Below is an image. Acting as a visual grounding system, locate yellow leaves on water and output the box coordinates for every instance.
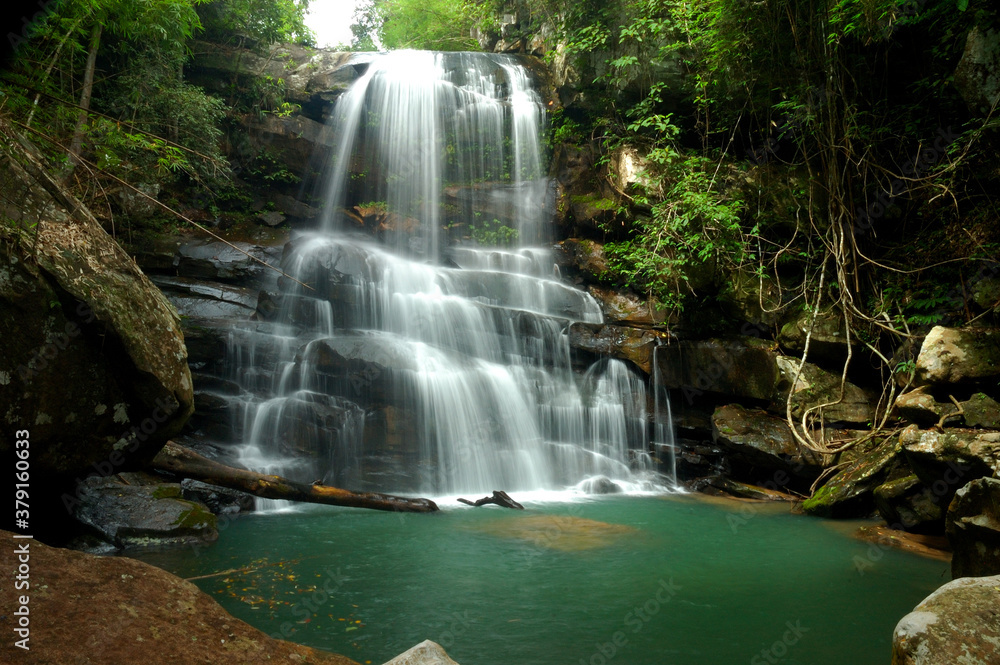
[474,515,637,551]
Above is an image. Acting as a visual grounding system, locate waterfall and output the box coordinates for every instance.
[224,51,669,498]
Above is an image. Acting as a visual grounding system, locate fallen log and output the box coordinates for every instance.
[152,440,438,513]
[457,490,524,509]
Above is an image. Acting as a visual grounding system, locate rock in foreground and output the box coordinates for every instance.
[892,574,1000,665]
[381,640,460,665]
[0,531,358,665]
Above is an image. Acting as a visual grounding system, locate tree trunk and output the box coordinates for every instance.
[151,441,439,513]
[65,22,102,179]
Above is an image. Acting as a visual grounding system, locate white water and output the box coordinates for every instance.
[223,51,673,500]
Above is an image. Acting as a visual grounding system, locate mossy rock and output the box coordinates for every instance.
[802,435,902,518]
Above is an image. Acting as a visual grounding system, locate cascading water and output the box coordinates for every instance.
[224,50,671,498]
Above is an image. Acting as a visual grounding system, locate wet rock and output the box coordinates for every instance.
[176,238,280,286]
[914,326,1000,387]
[179,317,230,374]
[773,356,874,424]
[900,425,1000,499]
[707,477,798,501]
[711,404,833,478]
[802,436,901,517]
[273,193,320,222]
[0,529,359,664]
[587,285,667,325]
[777,308,854,365]
[382,640,460,665]
[946,477,1000,578]
[257,210,286,227]
[853,525,950,561]
[874,475,945,533]
[579,475,623,494]
[70,476,217,551]
[963,392,1000,428]
[152,275,257,319]
[554,238,611,283]
[0,141,192,486]
[181,479,255,516]
[656,337,780,402]
[893,387,952,427]
[568,323,670,375]
[892,574,1000,665]
[301,334,420,406]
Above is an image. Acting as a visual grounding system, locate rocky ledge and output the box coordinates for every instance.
[0,530,358,665]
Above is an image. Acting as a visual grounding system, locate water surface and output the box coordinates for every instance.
[136,495,947,665]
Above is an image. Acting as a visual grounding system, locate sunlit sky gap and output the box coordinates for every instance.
[304,0,361,48]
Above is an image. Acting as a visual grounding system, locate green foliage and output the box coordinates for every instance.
[350,0,483,50]
[198,0,313,48]
[470,218,519,247]
[604,153,747,311]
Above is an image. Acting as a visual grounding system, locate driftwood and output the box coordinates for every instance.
[457,490,524,510]
[152,440,439,513]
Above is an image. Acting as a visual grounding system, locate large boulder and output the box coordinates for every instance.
[963,393,1000,428]
[892,387,952,427]
[900,425,1000,500]
[914,325,1000,387]
[874,475,945,533]
[801,435,901,517]
[0,138,193,490]
[777,308,854,365]
[946,477,1000,578]
[656,337,780,402]
[892,575,1000,665]
[0,529,358,664]
[711,404,833,479]
[773,356,873,424]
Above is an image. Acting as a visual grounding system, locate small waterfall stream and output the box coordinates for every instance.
[222,51,672,498]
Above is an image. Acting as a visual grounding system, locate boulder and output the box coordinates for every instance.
[946,477,1000,578]
[773,356,873,424]
[892,575,1000,665]
[382,640,459,665]
[953,26,1000,115]
[181,479,255,516]
[900,425,1000,498]
[893,387,952,427]
[568,323,670,375]
[874,475,945,533]
[963,392,1000,428]
[0,529,358,664]
[777,308,854,365]
[802,435,901,517]
[914,326,1000,387]
[69,475,218,550]
[578,475,623,494]
[717,267,789,328]
[656,337,780,402]
[554,238,611,283]
[711,404,833,478]
[0,137,193,489]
